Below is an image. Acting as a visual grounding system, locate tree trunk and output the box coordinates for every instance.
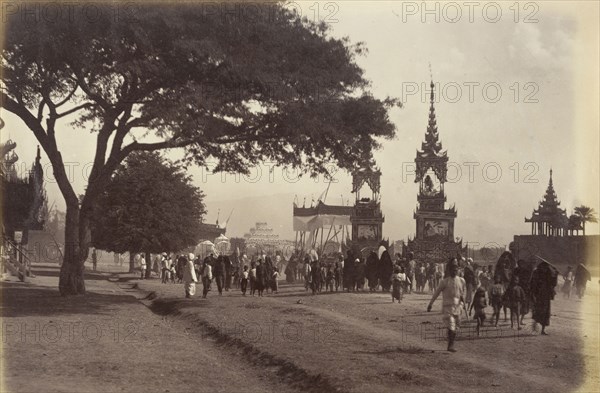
[129,253,135,273]
[58,203,87,295]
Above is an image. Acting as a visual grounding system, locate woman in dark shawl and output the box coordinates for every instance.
[255,259,266,297]
[366,251,379,291]
[264,256,274,293]
[343,250,355,292]
[311,260,321,295]
[379,250,394,292]
[530,261,558,335]
[354,258,366,291]
[285,256,296,284]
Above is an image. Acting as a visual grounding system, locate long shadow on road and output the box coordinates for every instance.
[1,280,139,318]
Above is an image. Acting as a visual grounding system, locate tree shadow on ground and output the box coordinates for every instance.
[30,264,120,281]
[0,281,139,318]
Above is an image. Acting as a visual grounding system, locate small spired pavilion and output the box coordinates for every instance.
[350,166,385,256]
[525,169,570,236]
[405,80,464,263]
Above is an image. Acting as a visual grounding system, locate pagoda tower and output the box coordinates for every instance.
[406,80,464,263]
[525,170,569,236]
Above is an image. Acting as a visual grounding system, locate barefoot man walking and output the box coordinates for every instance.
[427,259,466,352]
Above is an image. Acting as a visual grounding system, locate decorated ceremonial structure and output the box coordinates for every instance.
[405,81,465,263]
[350,167,385,255]
[293,166,385,257]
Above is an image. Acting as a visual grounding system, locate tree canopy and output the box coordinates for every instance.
[2,4,397,181]
[1,3,398,294]
[90,151,206,255]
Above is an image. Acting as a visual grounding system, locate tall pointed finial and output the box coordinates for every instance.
[428,63,435,103]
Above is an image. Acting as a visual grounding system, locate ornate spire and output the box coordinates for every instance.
[543,169,558,206]
[417,79,445,158]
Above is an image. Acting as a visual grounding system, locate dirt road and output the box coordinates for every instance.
[135,277,599,393]
[1,266,298,393]
[2,266,598,393]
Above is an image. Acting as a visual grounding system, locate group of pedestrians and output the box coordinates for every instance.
[561,263,592,299]
[176,252,281,299]
[426,251,565,352]
[137,253,181,282]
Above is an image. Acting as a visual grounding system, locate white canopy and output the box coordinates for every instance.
[195,240,217,259]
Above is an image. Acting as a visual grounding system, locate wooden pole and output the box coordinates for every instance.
[323,218,338,254]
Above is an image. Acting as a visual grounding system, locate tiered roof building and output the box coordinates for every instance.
[525,170,570,236]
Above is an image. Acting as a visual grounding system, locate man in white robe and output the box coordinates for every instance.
[183,253,198,298]
[427,259,466,352]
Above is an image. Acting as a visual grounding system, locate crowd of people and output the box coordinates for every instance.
[136,252,283,298]
[134,247,592,353]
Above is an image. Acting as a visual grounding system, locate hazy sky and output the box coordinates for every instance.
[2,1,599,246]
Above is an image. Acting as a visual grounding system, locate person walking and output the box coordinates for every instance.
[303,257,312,291]
[489,276,505,327]
[161,253,169,284]
[224,255,232,292]
[249,261,257,296]
[255,259,266,297]
[469,284,487,336]
[508,276,526,330]
[574,263,591,299]
[562,266,574,299]
[272,267,280,294]
[182,254,198,298]
[464,258,476,306]
[240,265,249,296]
[92,248,98,272]
[140,254,147,279]
[407,253,416,294]
[201,257,213,298]
[214,255,226,295]
[530,260,557,335]
[427,259,466,352]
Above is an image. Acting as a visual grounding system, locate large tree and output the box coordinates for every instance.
[1,4,398,295]
[91,151,206,272]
